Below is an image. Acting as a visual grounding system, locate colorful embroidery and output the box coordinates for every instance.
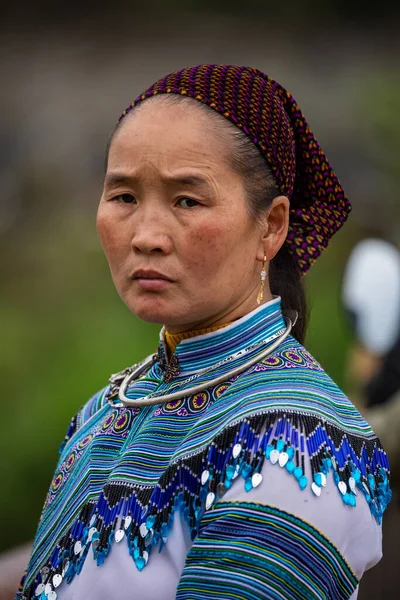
[176,502,359,599]
[164,398,184,412]
[77,433,93,450]
[189,392,210,412]
[101,411,116,431]
[213,383,231,398]
[112,410,131,432]
[51,473,63,494]
[64,452,76,472]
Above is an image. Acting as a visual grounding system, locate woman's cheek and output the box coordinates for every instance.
[96,208,126,263]
[186,223,227,275]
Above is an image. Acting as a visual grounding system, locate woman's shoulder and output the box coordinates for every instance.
[58,385,110,455]
[245,337,345,395]
[214,337,372,434]
[194,340,391,524]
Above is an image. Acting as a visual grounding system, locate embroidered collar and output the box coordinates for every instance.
[164,321,231,355]
[157,297,286,377]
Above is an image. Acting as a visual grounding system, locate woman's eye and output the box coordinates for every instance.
[113,193,136,203]
[177,197,200,209]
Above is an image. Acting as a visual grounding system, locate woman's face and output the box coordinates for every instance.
[97,99,270,332]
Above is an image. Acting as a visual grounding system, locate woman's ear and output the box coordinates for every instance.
[258,196,290,261]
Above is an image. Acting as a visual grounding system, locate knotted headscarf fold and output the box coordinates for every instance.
[118,65,351,274]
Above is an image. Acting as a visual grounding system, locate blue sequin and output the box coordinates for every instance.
[286,460,295,474]
[146,515,156,529]
[293,466,303,480]
[135,557,145,571]
[245,478,253,492]
[298,475,308,490]
[314,473,323,487]
[276,439,285,452]
[225,464,236,480]
[241,464,252,479]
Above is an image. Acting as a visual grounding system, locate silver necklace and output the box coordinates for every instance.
[107,313,296,408]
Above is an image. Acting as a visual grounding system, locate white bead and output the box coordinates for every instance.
[35,584,45,596]
[311,482,321,497]
[45,583,53,595]
[348,476,357,495]
[201,469,210,486]
[73,541,82,555]
[115,529,125,543]
[270,449,279,464]
[252,473,263,488]
[232,443,242,459]
[279,451,289,467]
[206,492,215,510]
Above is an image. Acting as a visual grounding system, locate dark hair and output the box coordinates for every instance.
[105,96,308,343]
[223,121,308,344]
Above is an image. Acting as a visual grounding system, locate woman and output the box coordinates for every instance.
[16,65,391,600]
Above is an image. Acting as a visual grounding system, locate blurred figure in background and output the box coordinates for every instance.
[343,238,400,483]
[342,238,400,599]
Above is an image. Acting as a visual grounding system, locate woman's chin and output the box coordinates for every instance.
[128,296,183,325]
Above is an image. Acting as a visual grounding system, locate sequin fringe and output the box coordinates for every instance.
[21,411,391,599]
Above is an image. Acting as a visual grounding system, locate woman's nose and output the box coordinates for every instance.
[130,214,173,255]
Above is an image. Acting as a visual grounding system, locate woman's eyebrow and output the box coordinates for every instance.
[165,174,210,188]
[104,171,211,189]
[104,173,136,187]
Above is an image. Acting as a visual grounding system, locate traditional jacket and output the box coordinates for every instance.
[17,299,391,600]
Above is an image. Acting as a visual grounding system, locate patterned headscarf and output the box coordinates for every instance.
[118,65,351,274]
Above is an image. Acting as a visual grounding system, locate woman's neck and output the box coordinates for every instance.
[164,288,273,335]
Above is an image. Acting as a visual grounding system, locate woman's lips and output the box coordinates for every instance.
[131,269,174,291]
[135,277,172,291]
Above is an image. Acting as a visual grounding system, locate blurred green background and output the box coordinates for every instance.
[1,0,399,571]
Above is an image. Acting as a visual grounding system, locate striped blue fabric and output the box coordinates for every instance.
[16,299,390,600]
[176,501,359,599]
[168,298,286,373]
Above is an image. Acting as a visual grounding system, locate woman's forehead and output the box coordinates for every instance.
[108,100,230,171]
[116,97,220,141]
